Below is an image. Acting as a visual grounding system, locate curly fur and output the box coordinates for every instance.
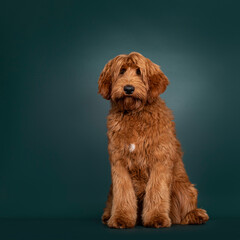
[98,52,209,228]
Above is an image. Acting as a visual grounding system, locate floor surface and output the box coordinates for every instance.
[0,216,239,240]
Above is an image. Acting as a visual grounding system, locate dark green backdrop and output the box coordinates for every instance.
[1,0,240,239]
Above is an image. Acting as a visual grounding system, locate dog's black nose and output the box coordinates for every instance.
[124,85,135,95]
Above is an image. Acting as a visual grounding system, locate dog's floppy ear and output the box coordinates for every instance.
[98,60,113,100]
[146,58,169,103]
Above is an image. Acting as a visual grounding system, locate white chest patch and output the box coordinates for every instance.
[129,144,135,152]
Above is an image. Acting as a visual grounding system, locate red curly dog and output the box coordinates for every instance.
[98,52,209,228]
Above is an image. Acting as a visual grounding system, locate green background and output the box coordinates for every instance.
[1,0,240,239]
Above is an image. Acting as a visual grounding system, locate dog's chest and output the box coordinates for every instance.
[107,112,160,189]
[107,113,157,166]
[108,116,146,149]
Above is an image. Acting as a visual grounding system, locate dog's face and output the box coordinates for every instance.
[98,52,169,111]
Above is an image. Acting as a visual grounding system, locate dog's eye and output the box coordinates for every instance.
[136,68,141,75]
[119,68,126,75]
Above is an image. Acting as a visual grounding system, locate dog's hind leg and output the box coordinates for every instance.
[169,161,209,225]
[101,184,113,224]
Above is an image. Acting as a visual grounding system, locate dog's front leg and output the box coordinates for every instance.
[142,161,172,228]
[107,161,137,228]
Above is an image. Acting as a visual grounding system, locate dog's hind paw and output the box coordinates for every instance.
[181,208,209,225]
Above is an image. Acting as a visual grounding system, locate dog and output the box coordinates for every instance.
[98,52,209,228]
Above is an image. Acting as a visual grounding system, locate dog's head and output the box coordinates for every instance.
[98,52,169,111]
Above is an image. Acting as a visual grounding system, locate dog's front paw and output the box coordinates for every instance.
[143,213,171,228]
[107,215,136,229]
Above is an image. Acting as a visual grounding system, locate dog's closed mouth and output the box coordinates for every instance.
[115,96,143,111]
[116,96,140,102]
